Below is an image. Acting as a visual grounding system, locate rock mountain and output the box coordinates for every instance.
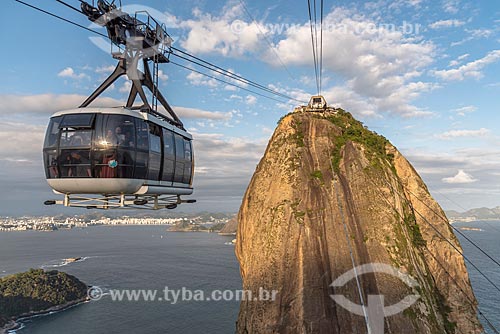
[235,109,482,333]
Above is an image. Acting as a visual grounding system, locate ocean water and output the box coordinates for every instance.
[0,222,499,333]
[453,221,500,334]
[0,226,241,334]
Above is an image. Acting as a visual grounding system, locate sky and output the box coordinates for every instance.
[0,0,499,216]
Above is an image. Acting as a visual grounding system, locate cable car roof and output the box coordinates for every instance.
[51,107,192,139]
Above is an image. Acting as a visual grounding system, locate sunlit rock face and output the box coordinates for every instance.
[235,110,482,334]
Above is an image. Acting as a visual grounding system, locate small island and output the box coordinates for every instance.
[0,269,88,333]
[65,257,82,263]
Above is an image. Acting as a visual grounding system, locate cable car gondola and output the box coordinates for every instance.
[43,108,194,209]
[43,0,195,209]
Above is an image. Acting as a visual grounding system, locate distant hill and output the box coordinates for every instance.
[168,220,228,232]
[168,220,207,232]
[219,216,237,235]
[0,269,88,329]
[446,206,500,220]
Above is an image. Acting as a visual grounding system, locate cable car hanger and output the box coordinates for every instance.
[80,0,184,129]
[41,0,196,210]
[79,0,183,129]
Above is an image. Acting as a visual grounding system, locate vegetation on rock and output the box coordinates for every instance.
[322,109,393,172]
[0,269,87,325]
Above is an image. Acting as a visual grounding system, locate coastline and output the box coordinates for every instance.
[1,321,18,334]
[0,224,228,232]
[1,297,89,334]
[449,218,500,224]
[168,229,215,233]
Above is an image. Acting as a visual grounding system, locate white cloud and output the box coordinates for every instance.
[265,8,436,116]
[468,29,494,39]
[216,67,249,88]
[186,71,218,87]
[299,75,316,86]
[442,170,478,184]
[399,148,500,209]
[432,50,500,81]
[185,131,267,210]
[453,105,477,116]
[179,5,263,57]
[451,29,494,47]
[266,84,309,109]
[261,127,273,135]
[224,85,238,91]
[0,94,121,115]
[408,0,423,6]
[437,128,490,139]
[177,5,439,117]
[57,67,88,80]
[429,19,465,29]
[95,65,116,74]
[0,121,46,161]
[443,0,460,14]
[324,86,379,117]
[245,95,257,105]
[95,65,169,82]
[119,81,132,93]
[387,0,423,9]
[191,132,266,178]
[172,106,232,120]
[448,53,469,67]
[0,94,235,123]
[57,67,74,77]
[360,147,500,203]
[158,70,169,82]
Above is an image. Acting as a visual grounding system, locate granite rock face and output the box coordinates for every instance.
[235,110,482,334]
